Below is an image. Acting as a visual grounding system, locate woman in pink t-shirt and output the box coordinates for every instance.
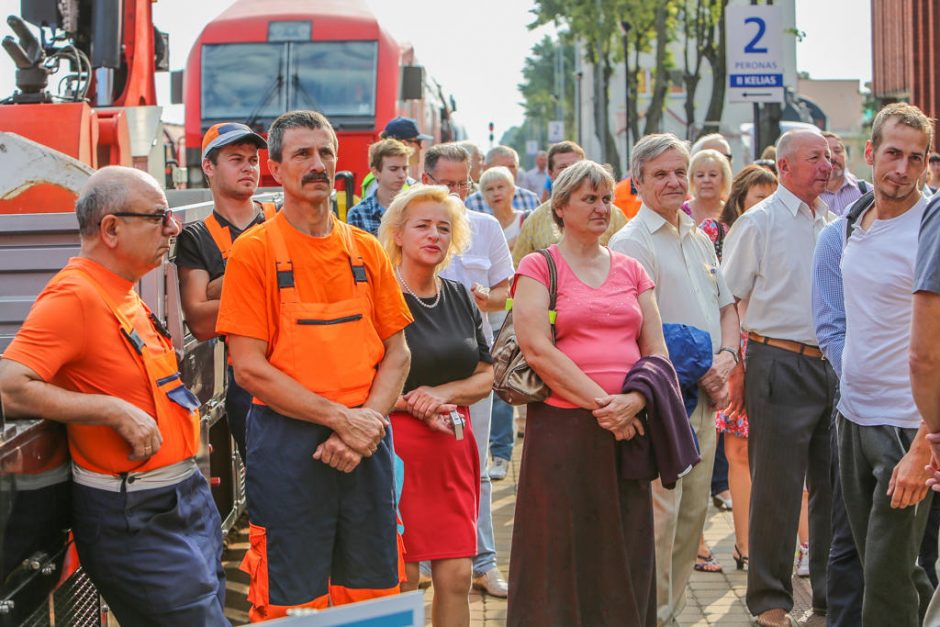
[507,160,668,627]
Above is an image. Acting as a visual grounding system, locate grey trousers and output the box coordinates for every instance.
[744,342,836,615]
[837,415,934,626]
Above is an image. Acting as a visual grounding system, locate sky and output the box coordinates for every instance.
[0,0,872,147]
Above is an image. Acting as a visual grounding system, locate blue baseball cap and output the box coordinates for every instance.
[383,117,432,142]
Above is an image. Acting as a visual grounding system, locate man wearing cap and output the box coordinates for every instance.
[359,117,431,198]
[175,122,274,465]
[218,110,413,620]
[0,166,227,625]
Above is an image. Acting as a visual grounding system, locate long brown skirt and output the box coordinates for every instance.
[507,403,656,627]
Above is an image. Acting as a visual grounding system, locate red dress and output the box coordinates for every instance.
[391,406,480,561]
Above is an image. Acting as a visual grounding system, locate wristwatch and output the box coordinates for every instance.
[717,347,740,364]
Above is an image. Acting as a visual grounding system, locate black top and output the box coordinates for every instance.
[403,278,493,393]
[174,206,268,280]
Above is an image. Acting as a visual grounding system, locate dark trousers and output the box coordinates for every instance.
[71,472,228,626]
[838,415,934,626]
[712,432,730,496]
[745,342,836,615]
[919,495,940,588]
[827,405,864,627]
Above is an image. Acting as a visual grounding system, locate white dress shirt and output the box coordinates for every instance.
[609,205,734,351]
[440,209,515,344]
[723,184,837,345]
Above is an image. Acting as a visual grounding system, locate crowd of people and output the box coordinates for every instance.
[1,101,939,627]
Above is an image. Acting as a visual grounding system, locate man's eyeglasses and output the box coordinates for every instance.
[425,172,472,192]
[106,209,175,227]
[722,153,734,164]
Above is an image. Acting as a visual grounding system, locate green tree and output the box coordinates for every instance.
[530,0,678,176]
[678,0,728,139]
[516,35,576,155]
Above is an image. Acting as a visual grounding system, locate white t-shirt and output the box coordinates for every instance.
[440,209,515,344]
[838,197,927,429]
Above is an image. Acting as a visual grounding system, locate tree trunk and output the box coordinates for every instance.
[592,58,608,165]
[644,1,672,135]
[602,58,622,178]
[702,0,728,135]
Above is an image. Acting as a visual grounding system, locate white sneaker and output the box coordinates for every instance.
[473,567,509,597]
[796,543,810,577]
[490,457,509,481]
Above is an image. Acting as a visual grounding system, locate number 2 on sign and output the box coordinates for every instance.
[744,17,768,53]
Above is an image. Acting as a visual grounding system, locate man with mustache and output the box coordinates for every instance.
[175,122,273,465]
[0,167,228,625]
[216,110,413,620]
[723,129,838,627]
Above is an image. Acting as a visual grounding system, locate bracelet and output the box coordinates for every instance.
[717,347,740,364]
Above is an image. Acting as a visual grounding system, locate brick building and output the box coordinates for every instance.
[872,0,939,136]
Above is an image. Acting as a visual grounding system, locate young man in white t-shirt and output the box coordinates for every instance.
[835,103,934,626]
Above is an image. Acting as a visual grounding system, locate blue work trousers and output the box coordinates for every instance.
[71,472,228,626]
[489,395,515,462]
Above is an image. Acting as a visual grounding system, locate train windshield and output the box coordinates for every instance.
[201,41,378,126]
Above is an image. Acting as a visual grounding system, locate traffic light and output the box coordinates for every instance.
[488,121,494,143]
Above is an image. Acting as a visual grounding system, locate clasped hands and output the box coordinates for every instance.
[313,406,388,474]
[593,392,646,441]
[399,386,458,436]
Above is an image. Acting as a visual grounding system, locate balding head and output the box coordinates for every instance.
[774,129,832,205]
[77,167,164,238]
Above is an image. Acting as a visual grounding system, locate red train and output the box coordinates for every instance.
[182,0,462,191]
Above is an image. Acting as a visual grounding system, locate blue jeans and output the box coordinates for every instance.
[470,393,498,576]
[489,395,515,462]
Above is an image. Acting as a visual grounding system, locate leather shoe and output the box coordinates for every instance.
[755,608,796,627]
[472,567,508,598]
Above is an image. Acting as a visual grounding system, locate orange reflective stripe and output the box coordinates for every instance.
[240,523,329,622]
[260,201,277,221]
[329,584,399,606]
[204,213,234,260]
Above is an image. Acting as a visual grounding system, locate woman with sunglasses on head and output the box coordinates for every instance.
[379,185,494,627]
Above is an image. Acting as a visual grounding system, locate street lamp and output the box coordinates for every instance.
[619,19,632,175]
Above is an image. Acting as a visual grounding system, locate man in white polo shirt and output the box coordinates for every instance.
[834,103,934,626]
[722,128,838,627]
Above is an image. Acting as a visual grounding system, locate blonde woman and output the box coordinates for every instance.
[379,185,494,627]
[682,148,733,227]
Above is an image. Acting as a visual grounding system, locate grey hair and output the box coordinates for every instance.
[550,160,615,229]
[424,143,470,174]
[690,132,730,155]
[485,145,519,166]
[267,110,337,162]
[479,166,515,190]
[456,141,482,160]
[76,176,129,237]
[775,128,824,161]
[631,133,690,183]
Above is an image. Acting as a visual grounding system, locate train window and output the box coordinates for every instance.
[289,41,378,118]
[202,43,286,123]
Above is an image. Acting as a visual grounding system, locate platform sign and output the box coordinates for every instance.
[265,591,424,626]
[726,5,785,104]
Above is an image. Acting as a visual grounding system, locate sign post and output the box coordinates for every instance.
[726,4,785,105]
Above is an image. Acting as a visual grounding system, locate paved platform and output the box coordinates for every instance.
[222,432,821,626]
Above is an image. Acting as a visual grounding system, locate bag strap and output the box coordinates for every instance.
[536,248,558,341]
[844,190,875,243]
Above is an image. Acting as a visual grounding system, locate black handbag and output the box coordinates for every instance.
[491,249,558,405]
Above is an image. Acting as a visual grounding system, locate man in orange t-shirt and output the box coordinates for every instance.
[0,167,227,625]
[217,110,413,621]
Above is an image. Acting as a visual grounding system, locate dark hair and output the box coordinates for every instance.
[423,143,469,174]
[722,165,777,227]
[267,110,337,162]
[547,141,585,173]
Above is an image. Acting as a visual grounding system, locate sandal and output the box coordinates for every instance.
[694,551,723,573]
[732,545,749,570]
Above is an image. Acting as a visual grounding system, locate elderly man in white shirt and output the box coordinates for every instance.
[610,134,740,627]
[420,143,515,598]
[722,129,839,627]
